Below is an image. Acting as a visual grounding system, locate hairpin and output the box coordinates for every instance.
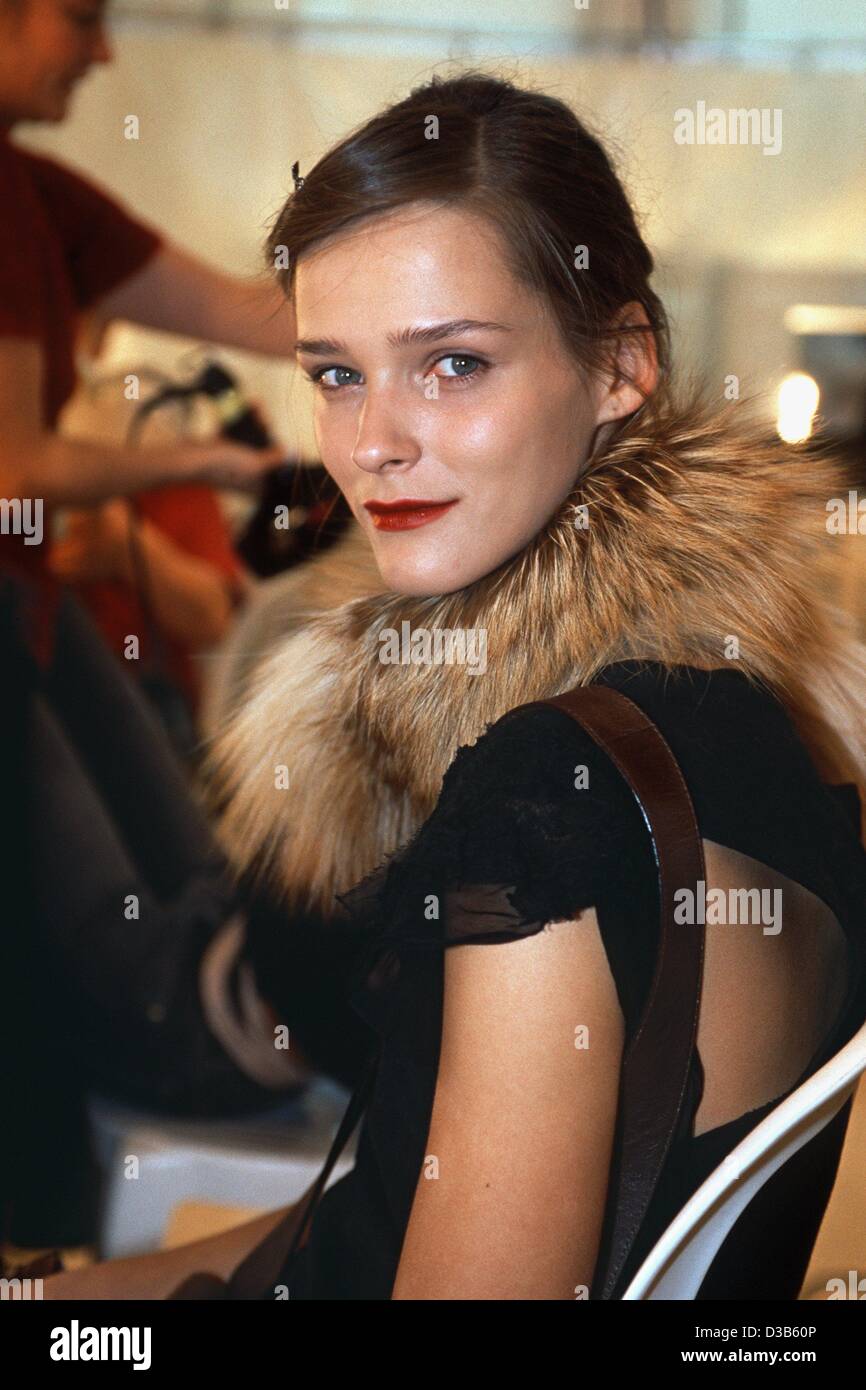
[291,160,305,192]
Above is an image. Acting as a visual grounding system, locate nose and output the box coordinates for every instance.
[350,388,420,475]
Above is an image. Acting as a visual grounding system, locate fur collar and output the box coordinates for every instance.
[211,387,866,914]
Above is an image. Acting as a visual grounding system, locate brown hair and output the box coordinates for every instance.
[265,70,670,428]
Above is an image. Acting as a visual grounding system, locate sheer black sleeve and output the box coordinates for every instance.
[336,703,661,1033]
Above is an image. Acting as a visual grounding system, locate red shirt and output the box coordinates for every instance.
[0,125,164,659]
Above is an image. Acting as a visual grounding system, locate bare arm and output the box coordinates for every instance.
[40,1203,295,1301]
[91,242,296,358]
[0,339,284,506]
[49,499,242,646]
[118,514,239,646]
[391,907,625,1300]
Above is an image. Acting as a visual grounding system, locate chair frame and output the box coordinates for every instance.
[621,1020,866,1299]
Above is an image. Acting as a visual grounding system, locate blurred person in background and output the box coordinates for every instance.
[48,313,251,747]
[0,0,290,670]
[0,0,320,1264]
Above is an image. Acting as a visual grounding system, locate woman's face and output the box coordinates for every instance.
[294,203,626,596]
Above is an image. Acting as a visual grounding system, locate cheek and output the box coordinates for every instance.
[431,391,574,499]
[439,368,580,455]
[313,403,355,490]
[436,401,502,453]
[442,390,586,537]
[423,397,521,484]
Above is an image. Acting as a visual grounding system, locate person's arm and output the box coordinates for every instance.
[90,242,296,359]
[0,338,285,506]
[49,498,239,647]
[40,1202,296,1301]
[391,907,625,1300]
[119,512,238,646]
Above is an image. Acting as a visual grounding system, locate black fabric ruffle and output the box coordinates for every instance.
[335,702,656,1034]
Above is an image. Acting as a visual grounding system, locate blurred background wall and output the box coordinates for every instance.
[12,0,866,457]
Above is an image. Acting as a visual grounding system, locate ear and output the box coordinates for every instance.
[592,300,660,427]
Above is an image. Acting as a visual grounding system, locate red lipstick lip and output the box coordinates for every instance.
[364,498,457,514]
[364,499,458,531]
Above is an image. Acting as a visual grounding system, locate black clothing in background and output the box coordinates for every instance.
[1,579,100,1246]
[2,588,316,1247]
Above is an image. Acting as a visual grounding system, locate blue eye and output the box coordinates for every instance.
[309,365,362,391]
[434,354,483,378]
[305,352,489,392]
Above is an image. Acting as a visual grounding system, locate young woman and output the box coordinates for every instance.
[45,70,866,1301]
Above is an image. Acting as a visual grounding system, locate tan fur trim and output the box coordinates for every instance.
[209,387,866,913]
[199,520,383,739]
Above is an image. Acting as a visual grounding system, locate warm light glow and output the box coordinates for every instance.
[784,304,866,336]
[776,372,820,443]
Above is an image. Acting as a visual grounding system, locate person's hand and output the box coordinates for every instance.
[48,498,134,584]
[178,439,286,491]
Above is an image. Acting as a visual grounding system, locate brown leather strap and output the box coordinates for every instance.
[208,681,704,1302]
[522,684,706,1298]
[224,1042,381,1299]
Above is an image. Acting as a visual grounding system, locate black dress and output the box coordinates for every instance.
[270,660,866,1300]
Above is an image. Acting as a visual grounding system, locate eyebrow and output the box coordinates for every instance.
[294,318,513,357]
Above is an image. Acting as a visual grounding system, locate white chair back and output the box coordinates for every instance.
[622,1018,866,1300]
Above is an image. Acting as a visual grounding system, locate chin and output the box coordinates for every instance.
[366,529,499,597]
[374,569,442,598]
[373,559,482,598]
